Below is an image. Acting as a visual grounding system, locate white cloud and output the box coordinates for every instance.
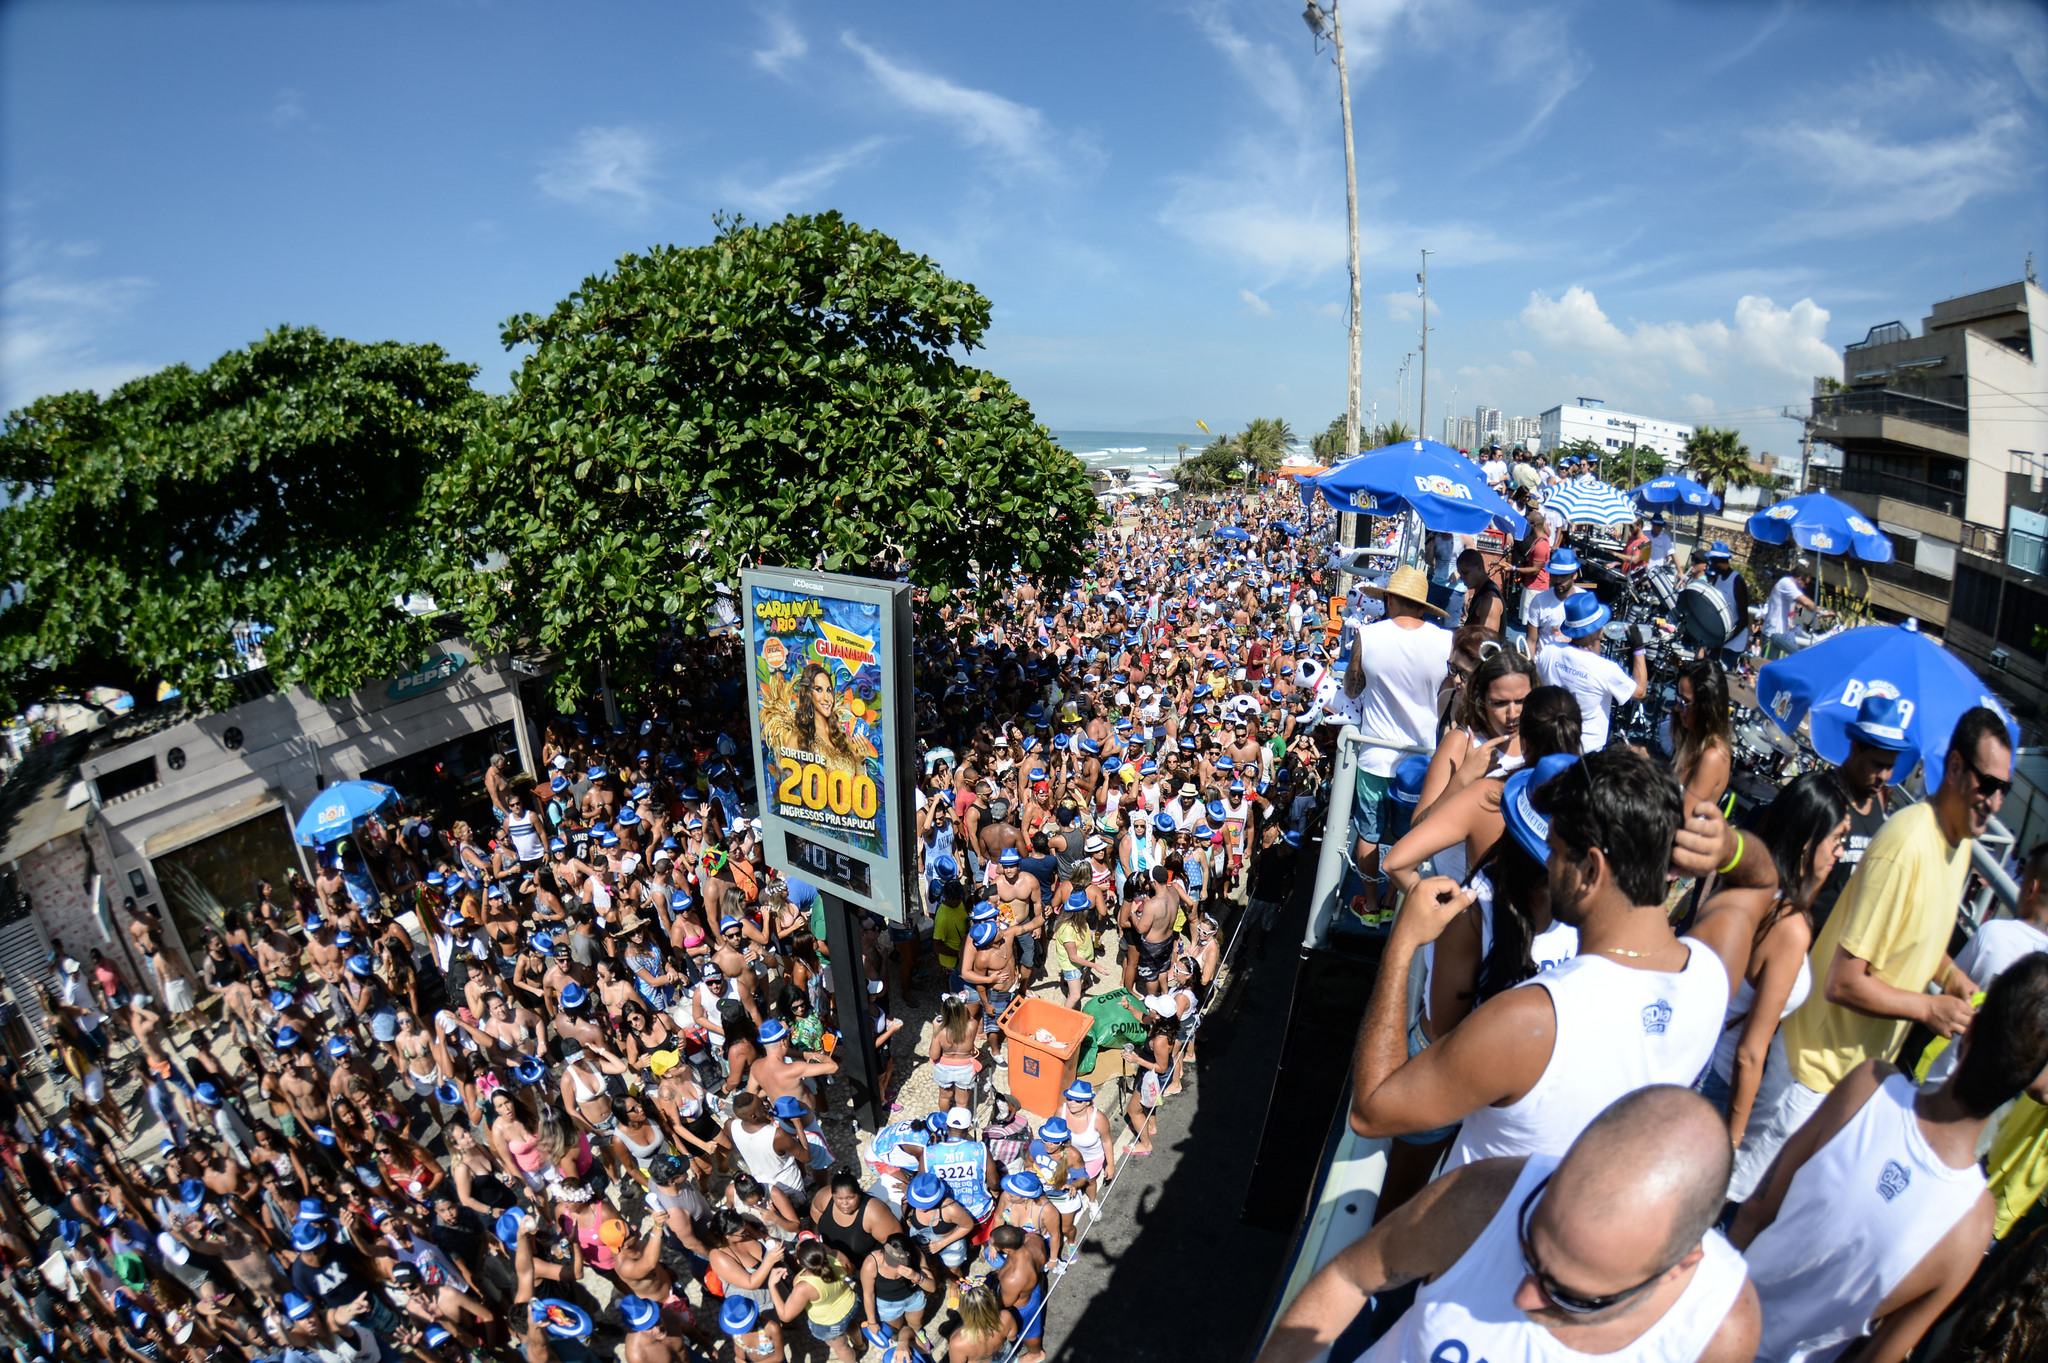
[1509,349,1535,367]
[718,138,887,217]
[1189,2,1309,128]
[1681,393,1717,418]
[1383,290,1441,323]
[1239,289,1273,315]
[535,126,658,213]
[753,9,807,76]
[1469,9,1588,166]
[0,241,156,412]
[1935,0,2048,100]
[1520,285,1838,384]
[841,32,1061,178]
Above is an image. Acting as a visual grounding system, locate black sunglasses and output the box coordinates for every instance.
[1957,750,2012,800]
[1517,1174,1669,1315]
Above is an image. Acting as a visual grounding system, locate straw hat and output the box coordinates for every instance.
[1359,565,1445,618]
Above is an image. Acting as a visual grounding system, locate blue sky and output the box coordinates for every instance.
[3,0,2042,461]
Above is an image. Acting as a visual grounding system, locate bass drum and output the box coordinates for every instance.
[1677,579,1735,650]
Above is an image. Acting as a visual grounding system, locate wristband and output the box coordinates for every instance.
[1632,649,1646,658]
[1717,831,1744,877]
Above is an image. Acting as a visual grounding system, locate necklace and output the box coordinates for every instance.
[1600,946,1647,959]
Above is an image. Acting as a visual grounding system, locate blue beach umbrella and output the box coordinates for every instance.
[1309,439,1526,536]
[1631,474,1721,512]
[1747,492,1893,563]
[1757,620,2018,782]
[1212,525,1253,543]
[294,781,400,847]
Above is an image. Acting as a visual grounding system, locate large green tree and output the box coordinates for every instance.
[1601,443,1667,489]
[0,327,483,711]
[431,212,1101,706]
[1309,415,1348,462]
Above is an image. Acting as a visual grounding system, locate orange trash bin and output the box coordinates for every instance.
[998,997,1093,1120]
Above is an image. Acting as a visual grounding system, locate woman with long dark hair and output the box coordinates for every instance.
[1414,646,1537,836]
[1383,685,1582,894]
[1671,656,1734,810]
[1700,772,1848,1191]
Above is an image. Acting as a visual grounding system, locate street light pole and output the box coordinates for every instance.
[1418,248,1431,448]
[1305,2,1362,458]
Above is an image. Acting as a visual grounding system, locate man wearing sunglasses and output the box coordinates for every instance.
[1735,705,2013,1200]
[1260,1086,1758,1363]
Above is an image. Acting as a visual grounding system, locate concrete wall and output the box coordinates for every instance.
[1962,286,2048,529]
[80,643,537,965]
[17,831,99,969]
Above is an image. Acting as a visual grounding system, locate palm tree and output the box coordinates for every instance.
[1237,417,1295,473]
[1681,425,1755,498]
[1373,421,1415,447]
[1310,416,1347,462]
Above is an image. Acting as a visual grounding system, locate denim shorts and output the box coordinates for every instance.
[877,1290,927,1323]
[809,1312,854,1343]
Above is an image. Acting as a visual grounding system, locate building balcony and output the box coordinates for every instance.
[1810,465,1964,532]
[1811,389,1969,462]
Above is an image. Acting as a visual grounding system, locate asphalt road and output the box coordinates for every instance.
[1037,895,1310,1362]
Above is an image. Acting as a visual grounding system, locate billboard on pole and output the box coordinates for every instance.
[740,568,914,921]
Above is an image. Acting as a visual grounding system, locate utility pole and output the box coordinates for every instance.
[1417,249,1431,447]
[1780,404,1815,494]
[1304,2,1362,457]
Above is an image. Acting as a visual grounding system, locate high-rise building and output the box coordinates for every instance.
[1443,416,1477,450]
[1809,277,2048,708]
[1510,415,1542,445]
[1476,406,1502,442]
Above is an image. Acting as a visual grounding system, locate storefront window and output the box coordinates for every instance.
[361,719,517,833]
[152,809,300,956]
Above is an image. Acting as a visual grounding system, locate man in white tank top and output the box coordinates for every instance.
[1260,1087,1758,1363]
[1732,953,2048,1363]
[1350,747,1772,1169]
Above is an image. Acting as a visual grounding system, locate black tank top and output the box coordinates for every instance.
[819,1195,883,1265]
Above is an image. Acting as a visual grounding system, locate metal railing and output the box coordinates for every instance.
[1808,463,1965,518]
[1812,387,1970,435]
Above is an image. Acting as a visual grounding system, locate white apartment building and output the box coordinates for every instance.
[1538,400,1694,462]
[1475,406,1502,442]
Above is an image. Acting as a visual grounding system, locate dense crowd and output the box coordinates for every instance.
[1,486,1337,1363]
[6,455,2046,1363]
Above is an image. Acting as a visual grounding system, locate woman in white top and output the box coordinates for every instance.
[1410,649,1535,882]
[1384,685,1581,896]
[1698,774,1849,1164]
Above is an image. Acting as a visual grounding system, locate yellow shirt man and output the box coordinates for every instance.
[1783,801,1970,1092]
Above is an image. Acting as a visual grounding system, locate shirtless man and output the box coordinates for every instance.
[128,995,189,1146]
[987,851,1040,978]
[613,1230,705,1347]
[1121,879,1179,997]
[254,910,304,988]
[977,1225,1050,1363]
[621,1294,696,1363]
[961,918,1023,1060]
[549,981,607,1051]
[977,798,1021,868]
[747,1019,838,1109]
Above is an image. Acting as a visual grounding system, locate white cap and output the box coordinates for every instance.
[1145,995,1179,1018]
[945,1107,975,1130]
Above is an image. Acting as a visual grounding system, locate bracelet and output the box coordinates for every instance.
[1717,832,1745,876]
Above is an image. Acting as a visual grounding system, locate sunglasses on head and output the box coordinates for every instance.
[1517,1174,1670,1315]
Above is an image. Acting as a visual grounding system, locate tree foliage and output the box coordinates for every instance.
[1174,438,1251,492]
[1373,421,1415,447]
[1682,425,1756,496]
[1600,443,1667,489]
[0,327,482,711]
[430,212,1101,706]
[1310,415,1348,462]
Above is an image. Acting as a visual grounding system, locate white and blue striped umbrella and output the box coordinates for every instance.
[1542,477,1635,528]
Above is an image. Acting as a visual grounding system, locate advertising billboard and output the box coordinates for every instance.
[740,568,914,921]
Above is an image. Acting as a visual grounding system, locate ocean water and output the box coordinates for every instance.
[1049,429,1210,473]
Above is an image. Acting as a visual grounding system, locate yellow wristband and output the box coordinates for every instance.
[1717,831,1745,877]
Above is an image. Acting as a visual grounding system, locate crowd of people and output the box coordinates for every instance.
[0,484,1348,1363]
[4,452,2044,1363]
[1258,446,2048,1362]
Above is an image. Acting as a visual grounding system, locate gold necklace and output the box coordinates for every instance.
[1601,946,1647,959]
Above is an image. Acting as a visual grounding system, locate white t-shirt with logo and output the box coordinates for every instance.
[1535,643,1637,752]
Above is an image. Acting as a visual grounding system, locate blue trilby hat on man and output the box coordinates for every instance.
[1547,547,1580,576]
[1559,591,1612,639]
[1845,693,1913,752]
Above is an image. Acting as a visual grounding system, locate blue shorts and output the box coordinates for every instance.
[877,1290,927,1323]
[809,1313,854,1343]
[983,990,1014,1030]
[1061,968,1082,983]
